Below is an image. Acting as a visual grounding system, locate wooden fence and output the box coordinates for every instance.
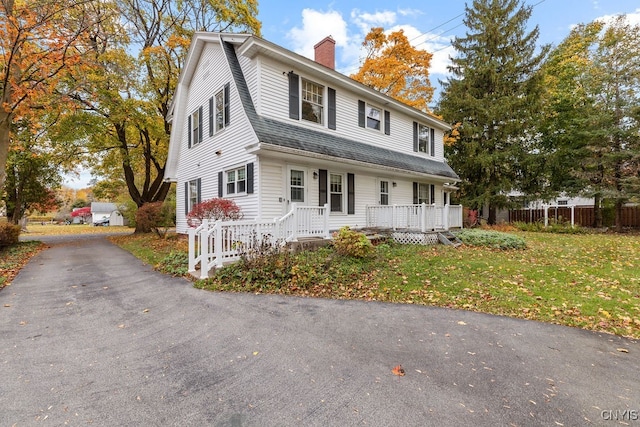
[508,206,640,228]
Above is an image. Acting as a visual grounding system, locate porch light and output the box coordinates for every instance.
[392,182,397,187]
[313,171,318,179]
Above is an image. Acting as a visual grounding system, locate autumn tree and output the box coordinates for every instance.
[437,0,549,224]
[53,0,260,232]
[351,27,434,111]
[0,0,96,190]
[3,121,61,224]
[539,16,640,229]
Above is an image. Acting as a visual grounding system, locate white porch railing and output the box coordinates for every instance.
[365,204,463,231]
[188,203,330,279]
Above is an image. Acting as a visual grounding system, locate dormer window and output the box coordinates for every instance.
[301,78,324,125]
[366,104,381,130]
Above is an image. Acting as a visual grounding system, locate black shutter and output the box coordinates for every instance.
[430,184,435,204]
[288,72,299,120]
[184,182,189,215]
[208,97,214,136]
[328,87,336,130]
[224,83,230,126]
[413,122,418,152]
[413,182,418,204]
[347,173,355,215]
[198,106,203,142]
[430,128,435,156]
[384,110,390,135]
[246,162,254,194]
[218,172,223,197]
[358,100,365,128]
[318,169,327,205]
[197,178,202,204]
[188,115,192,148]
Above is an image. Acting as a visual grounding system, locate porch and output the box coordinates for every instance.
[188,203,463,279]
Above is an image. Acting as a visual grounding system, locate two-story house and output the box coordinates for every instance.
[164,32,460,236]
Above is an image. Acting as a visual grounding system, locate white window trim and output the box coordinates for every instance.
[329,172,346,214]
[366,103,382,131]
[188,179,199,212]
[214,86,226,133]
[191,109,201,147]
[378,178,390,205]
[225,165,247,196]
[418,123,429,155]
[301,78,325,126]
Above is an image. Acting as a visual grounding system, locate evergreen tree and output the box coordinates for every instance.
[437,0,549,224]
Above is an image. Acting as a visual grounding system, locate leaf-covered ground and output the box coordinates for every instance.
[0,241,47,289]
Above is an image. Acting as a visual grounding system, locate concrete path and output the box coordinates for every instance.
[1,235,639,426]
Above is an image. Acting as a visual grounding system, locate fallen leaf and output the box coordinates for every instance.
[143,309,149,313]
[253,351,259,356]
[4,304,10,307]
[617,348,629,353]
[392,365,405,376]
[118,324,125,329]
[457,321,467,325]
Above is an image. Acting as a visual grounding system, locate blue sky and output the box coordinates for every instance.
[64,0,639,189]
[259,0,640,100]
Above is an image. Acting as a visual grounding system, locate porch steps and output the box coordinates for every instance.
[437,231,463,247]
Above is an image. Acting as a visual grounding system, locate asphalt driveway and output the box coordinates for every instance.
[1,234,639,426]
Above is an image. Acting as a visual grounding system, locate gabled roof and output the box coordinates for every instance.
[221,40,460,181]
[165,32,460,182]
[91,202,118,213]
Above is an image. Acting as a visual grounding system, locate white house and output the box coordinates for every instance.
[90,202,124,226]
[164,32,461,238]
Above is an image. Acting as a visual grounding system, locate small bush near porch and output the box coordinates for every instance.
[110,231,640,339]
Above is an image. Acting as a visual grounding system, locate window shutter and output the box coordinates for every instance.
[328,87,336,130]
[218,172,223,197]
[413,122,418,152]
[288,72,299,120]
[384,110,390,135]
[413,182,418,204]
[246,162,254,194]
[188,115,192,148]
[347,173,355,215]
[197,178,202,204]
[318,169,327,205]
[184,182,189,215]
[430,184,435,204]
[198,106,203,142]
[358,100,365,128]
[224,83,230,126]
[208,97,214,136]
[430,128,435,156]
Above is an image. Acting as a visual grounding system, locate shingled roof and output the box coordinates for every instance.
[222,41,460,181]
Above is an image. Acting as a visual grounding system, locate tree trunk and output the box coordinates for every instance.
[0,107,11,191]
[615,199,624,232]
[593,194,602,228]
[487,205,497,225]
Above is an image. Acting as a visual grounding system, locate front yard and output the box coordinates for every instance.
[110,230,640,339]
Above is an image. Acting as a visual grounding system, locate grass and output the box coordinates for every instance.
[21,223,131,236]
[3,224,639,339]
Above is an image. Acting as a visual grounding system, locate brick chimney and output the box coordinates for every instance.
[314,36,335,70]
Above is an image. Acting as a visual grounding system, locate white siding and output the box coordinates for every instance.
[175,41,260,233]
[256,56,447,163]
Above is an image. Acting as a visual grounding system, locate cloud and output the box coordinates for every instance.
[286,9,349,59]
[596,8,640,25]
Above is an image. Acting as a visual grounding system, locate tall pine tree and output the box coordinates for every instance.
[437,0,549,223]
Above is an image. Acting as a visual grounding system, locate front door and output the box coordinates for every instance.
[286,167,307,213]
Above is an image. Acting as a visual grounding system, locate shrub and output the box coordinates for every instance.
[331,226,374,258]
[0,223,21,248]
[136,202,175,237]
[156,251,189,276]
[455,229,526,250]
[187,198,243,227]
[512,221,586,234]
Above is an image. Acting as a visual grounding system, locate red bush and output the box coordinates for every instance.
[187,198,243,227]
[0,223,21,247]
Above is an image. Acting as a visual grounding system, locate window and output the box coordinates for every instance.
[301,78,324,124]
[417,183,429,204]
[215,90,225,131]
[226,166,246,195]
[290,169,305,203]
[557,200,568,206]
[418,124,429,153]
[189,107,203,147]
[187,179,200,214]
[366,104,381,130]
[379,180,389,205]
[330,173,343,212]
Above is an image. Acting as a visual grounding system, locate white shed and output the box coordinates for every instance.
[90,202,123,226]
